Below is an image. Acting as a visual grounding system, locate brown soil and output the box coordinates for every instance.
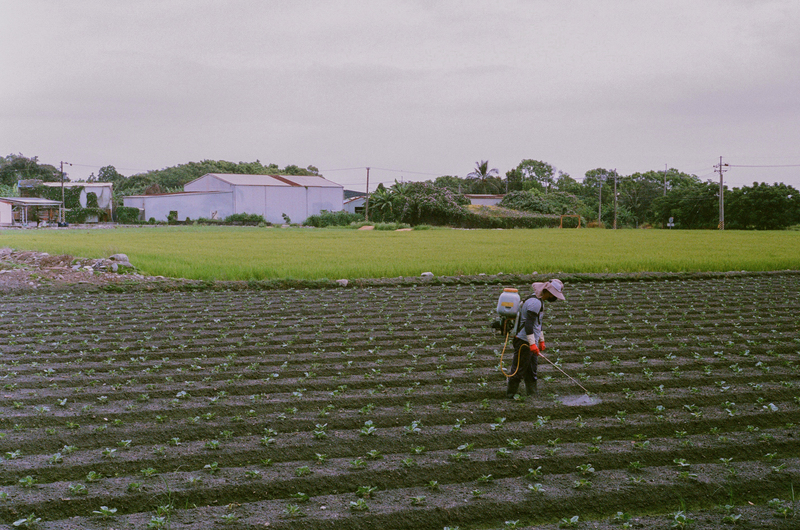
[0,266,798,529]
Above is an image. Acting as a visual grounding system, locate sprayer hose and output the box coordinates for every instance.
[499,331,522,378]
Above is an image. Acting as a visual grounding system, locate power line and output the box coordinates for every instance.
[728,164,800,168]
[318,166,367,172]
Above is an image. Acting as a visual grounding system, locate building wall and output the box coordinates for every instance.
[234,186,302,224]
[306,186,343,218]
[123,193,233,221]
[0,201,12,225]
[79,185,113,209]
[233,185,343,224]
[344,197,365,214]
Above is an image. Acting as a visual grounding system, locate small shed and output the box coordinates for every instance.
[0,197,63,225]
[344,195,366,215]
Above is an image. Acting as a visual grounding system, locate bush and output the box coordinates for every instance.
[86,192,99,208]
[394,182,470,226]
[224,212,267,225]
[500,190,582,215]
[373,222,411,230]
[305,210,364,228]
[115,206,141,224]
[460,205,560,229]
[32,185,83,208]
[65,207,109,224]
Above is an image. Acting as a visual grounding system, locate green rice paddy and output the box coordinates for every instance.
[2,226,798,280]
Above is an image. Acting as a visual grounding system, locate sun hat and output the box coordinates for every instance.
[532,279,565,300]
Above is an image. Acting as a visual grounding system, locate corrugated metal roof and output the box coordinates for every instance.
[124,191,231,198]
[0,197,63,206]
[40,182,113,188]
[200,173,342,188]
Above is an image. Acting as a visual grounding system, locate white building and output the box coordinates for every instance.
[123,173,344,224]
[464,194,505,206]
[343,195,366,215]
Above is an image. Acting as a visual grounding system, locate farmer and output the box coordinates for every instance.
[506,279,565,398]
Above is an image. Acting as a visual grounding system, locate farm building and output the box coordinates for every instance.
[343,195,366,215]
[464,194,505,206]
[123,173,344,224]
[0,197,63,226]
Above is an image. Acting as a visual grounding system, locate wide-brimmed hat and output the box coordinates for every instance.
[532,279,565,301]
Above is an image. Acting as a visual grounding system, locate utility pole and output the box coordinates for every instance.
[714,156,728,230]
[613,169,617,230]
[663,164,668,196]
[60,161,71,224]
[364,167,370,221]
[598,178,602,227]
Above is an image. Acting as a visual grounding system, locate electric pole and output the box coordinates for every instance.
[60,161,71,223]
[598,177,602,227]
[613,169,617,230]
[663,164,668,196]
[714,156,728,230]
[364,167,370,221]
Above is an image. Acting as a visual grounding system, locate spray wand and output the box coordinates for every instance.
[537,352,591,395]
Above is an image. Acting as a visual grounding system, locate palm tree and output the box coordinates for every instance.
[466,160,502,194]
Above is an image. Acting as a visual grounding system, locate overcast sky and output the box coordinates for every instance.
[2,0,799,191]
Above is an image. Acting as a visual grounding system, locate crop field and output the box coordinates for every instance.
[1,274,799,529]
[3,226,800,280]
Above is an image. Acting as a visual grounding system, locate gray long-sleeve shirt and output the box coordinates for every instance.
[515,296,544,343]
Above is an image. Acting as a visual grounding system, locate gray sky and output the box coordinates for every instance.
[2,0,799,191]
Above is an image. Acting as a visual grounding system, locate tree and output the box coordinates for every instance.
[466,160,503,194]
[98,165,126,184]
[726,182,800,230]
[0,153,61,186]
[432,175,468,194]
[515,159,555,192]
[368,183,395,222]
[651,181,720,229]
[553,172,581,194]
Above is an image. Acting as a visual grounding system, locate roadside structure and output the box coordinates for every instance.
[123,173,344,224]
[0,197,63,226]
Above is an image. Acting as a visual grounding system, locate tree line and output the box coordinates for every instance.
[3,153,798,229]
[427,160,800,229]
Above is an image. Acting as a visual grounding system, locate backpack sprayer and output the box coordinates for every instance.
[493,287,591,395]
[493,288,522,377]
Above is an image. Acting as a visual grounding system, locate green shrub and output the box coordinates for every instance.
[374,222,411,230]
[31,185,83,208]
[86,192,99,208]
[65,207,109,224]
[460,206,560,229]
[115,206,141,224]
[500,190,582,215]
[394,182,470,226]
[305,210,364,227]
[224,213,267,225]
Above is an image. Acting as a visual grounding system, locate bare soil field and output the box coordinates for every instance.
[0,273,798,529]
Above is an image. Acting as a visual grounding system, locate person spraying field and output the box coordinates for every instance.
[495,279,565,398]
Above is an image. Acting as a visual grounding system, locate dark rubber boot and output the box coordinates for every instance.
[506,379,520,399]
